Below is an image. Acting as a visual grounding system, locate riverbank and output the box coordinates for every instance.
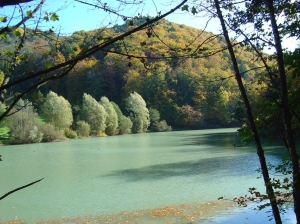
[1,200,295,223]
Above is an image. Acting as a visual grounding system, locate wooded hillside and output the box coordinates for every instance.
[0,18,264,129]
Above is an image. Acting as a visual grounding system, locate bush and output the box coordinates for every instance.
[76,120,90,137]
[64,128,77,139]
[153,120,172,132]
[38,123,66,142]
[118,116,132,134]
[9,125,43,144]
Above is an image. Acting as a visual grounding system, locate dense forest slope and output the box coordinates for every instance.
[1,18,263,129]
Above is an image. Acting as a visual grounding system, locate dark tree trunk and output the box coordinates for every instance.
[213,0,282,223]
[266,0,300,222]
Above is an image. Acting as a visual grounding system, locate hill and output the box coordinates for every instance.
[1,18,263,128]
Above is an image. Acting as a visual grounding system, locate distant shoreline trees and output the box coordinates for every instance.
[1,91,171,145]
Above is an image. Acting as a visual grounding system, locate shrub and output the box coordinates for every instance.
[9,125,43,144]
[76,120,90,137]
[153,120,172,132]
[64,128,77,139]
[38,123,66,142]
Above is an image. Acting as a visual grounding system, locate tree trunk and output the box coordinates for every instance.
[213,0,282,223]
[266,0,300,222]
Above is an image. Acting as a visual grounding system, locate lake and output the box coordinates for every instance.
[0,128,295,223]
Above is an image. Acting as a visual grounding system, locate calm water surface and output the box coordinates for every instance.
[0,128,290,222]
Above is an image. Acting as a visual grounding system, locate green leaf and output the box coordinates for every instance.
[182,5,189,11]
[45,61,52,69]
[0,32,8,39]
[0,17,7,23]
[2,50,14,57]
[43,16,49,21]
[191,6,197,15]
[50,13,59,21]
[13,30,21,37]
[26,10,33,18]
[96,36,103,41]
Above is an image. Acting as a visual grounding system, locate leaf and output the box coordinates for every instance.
[191,6,197,15]
[43,16,49,21]
[2,50,14,57]
[13,30,21,37]
[181,5,189,11]
[1,32,8,39]
[45,61,52,69]
[50,13,59,21]
[26,10,33,18]
[140,41,146,46]
[0,17,7,23]
[97,36,103,41]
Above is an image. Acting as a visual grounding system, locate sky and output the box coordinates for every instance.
[0,0,298,52]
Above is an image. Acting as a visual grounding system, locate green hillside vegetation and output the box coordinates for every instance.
[0,18,267,144]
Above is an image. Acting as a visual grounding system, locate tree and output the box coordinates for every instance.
[41,91,73,130]
[111,102,132,135]
[76,120,90,137]
[189,0,300,222]
[99,96,118,135]
[6,99,44,144]
[80,93,107,135]
[149,107,172,131]
[212,1,282,222]
[0,0,188,123]
[125,92,150,133]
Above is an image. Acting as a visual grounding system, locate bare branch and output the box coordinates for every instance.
[0,178,44,201]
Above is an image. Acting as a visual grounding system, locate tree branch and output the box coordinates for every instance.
[0,178,44,201]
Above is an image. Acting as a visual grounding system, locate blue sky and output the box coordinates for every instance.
[0,0,297,51]
[0,0,221,35]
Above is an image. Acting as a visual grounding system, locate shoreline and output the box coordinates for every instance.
[1,200,295,224]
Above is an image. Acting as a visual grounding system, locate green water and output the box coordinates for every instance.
[0,128,287,222]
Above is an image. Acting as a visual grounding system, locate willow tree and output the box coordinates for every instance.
[125,92,150,133]
[80,93,107,135]
[41,91,73,130]
[99,96,118,136]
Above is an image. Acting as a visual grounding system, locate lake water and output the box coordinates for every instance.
[0,128,295,223]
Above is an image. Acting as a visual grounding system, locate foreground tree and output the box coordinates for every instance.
[196,0,300,222]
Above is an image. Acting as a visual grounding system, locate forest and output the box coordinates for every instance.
[0,18,269,145]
